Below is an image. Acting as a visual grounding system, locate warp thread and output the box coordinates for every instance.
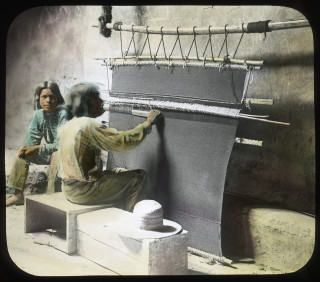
[109,104,132,115]
[98,6,113,38]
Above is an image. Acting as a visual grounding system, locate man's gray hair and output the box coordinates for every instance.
[65,82,100,118]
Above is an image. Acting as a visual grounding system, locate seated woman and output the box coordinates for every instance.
[6,80,69,206]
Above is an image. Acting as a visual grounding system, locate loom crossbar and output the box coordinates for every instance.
[103,59,259,70]
[97,56,264,67]
[100,19,309,35]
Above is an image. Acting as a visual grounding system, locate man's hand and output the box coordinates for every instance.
[17,145,42,159]
[147,110,161,125]
[17,146,27,158]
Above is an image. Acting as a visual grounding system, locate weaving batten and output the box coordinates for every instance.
[104,105,263,146]
[105,97,240,117]
[103,98,290,125]
[105,105,270,119]
[104,104,264,145]
[94,19,309,35]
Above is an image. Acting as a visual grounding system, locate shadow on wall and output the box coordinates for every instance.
[221,192,315,273]
[262,52,314,67]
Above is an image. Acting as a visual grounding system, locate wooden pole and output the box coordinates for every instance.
[187,247,233,266]
[96,19,309,35]
[102,58,260,70]
[96,55,264,66]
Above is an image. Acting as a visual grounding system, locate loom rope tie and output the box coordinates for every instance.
[224,24,230,60]
[155,27,167,63]
[186,26,199,61]
[146,26,153,59]
[123,24,138,58]
[218,27,226,58]
[109,22,265,69]
[202,25,214,62]
[117,22,124,57]
[139,26,153,60]
[218,24,231,71]
[202,55,207,68]
[131,24,137,57]
[169,27,185,61]
[233,23,245,59]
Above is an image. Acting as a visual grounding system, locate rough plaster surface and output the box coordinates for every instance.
[248,208,315,273]
[220,194,315,273]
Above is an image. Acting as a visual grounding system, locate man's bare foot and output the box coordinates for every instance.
[6,194,24,207]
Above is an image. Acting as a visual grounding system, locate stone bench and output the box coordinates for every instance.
[76,208,188,275]
[25,192,112,254]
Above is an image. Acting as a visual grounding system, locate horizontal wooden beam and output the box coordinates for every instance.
[95,56,264,67]
[102,58,260,70]
[93,19,309,35]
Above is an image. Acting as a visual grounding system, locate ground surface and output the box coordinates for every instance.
[4,149,280,276]
[5,202,281,277]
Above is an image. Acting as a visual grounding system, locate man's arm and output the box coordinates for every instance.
[92,110,161,152]
[18,145,42,159]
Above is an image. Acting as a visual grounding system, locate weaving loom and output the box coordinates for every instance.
[95,8,304,256]
[107,65,248,255]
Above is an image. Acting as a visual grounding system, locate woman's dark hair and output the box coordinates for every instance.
[65,82,101,119]
[34,81,64,110]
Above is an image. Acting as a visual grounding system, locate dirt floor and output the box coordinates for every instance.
[4,201,282,277]
[3,149,315,278]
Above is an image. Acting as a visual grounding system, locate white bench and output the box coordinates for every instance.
[76,208,188,275]
[25,192,112,254]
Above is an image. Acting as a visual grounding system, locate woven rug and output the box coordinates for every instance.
[108,65,247,255]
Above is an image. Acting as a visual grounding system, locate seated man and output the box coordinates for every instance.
[6,80,68,206]
[58,82,161,212]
